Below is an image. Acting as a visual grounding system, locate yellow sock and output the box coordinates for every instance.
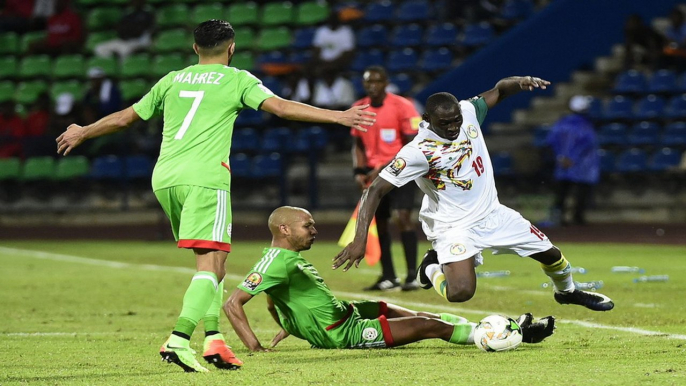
[541,255,574,292]
[431,271,449,300]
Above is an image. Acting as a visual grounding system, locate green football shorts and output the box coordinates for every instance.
[154,185,232,252]
[327,301,394,349]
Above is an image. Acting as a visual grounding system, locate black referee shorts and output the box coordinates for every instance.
[376,182,416,220]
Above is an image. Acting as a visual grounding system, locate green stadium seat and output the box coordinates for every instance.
[226,2,259,26]
[151,55,186,78]
[20,31,47,54]
[52,55,86,79]
[192,3,224,25]
[256,27,292,51]
[185,54,197,67]
[21,156,55,181]
[0,57,17,78]
[295,2,329,25]
[54,156,90,180]
[230,52,254,70]
[0,158,21,180]
[85,31,117,53]
[86,57,119,77]
[0,82,14,102]
[18,55,52,78]
[153,29,192,53]
[157,4,190,29]
[120,79,149,101]
[15,81,48,104]
[0,33,19,55]
[50,81,84,100]
[233,27,256,47]
[261,2,294,26]
[86,8,122,31]
[120,54,150,78]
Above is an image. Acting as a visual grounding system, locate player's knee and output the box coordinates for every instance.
[446,285,475,303]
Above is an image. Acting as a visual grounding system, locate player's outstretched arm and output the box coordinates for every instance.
[333,177,395,271]
[479,76,551,109]
[224,289,271,352]
[260,96,376,132]
[56,106,141,156]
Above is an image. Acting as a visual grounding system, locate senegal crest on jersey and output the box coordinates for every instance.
[418,139,473,191]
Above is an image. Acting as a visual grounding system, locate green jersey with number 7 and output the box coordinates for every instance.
[133,64,274,192]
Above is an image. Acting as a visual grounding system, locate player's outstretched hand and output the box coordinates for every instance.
[340,104,376,133]
[332,241,366,271]
[56,124,86,156]
[270,329,290,349]
[519,76,551,91]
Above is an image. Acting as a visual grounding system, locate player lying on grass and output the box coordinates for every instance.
[224,206,555,351]
[333,77,615,313]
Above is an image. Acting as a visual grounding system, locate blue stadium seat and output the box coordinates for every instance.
[612,70,646,94]
[232,127,260,152]
[252,152,282,177]
[351,49,384,72]
[363,1,395,23]
[648,69,677,94]
[391,24,423,47]
[261,76,283,95]
[634,94,665,120]
[627,121,660,146]
[256,51,287,66]
[352,77,364,98]
[386,48,418,72]
[124,155,152,179]
[396,0,431,22]
[261,127,293,152]
[661,122,686,147]
[491,152,513,176]
[289,50,313,64]
[616,148,648,173]
[461,22,494,47]
[425,23,458,46]
[649,147,682,171]
[666,94,686,119]
[293,126,328,152]
[533,125,551,147]
[229,153,251,178]
[603,96,634,120]
[356,25,387,48]
[597,149,616,173]
[678,72,686,93]
[585,96,603,120]
[389,73,413,95]
[597,123,628,146]
[292,27,316,49]
[91,155,123,179]
[500,0,535,20]
[235,109,265,128]
[420,48,453,72]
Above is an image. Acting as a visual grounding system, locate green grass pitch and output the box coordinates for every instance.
[1,240,685,385]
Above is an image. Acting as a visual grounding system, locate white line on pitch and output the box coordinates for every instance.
[3,246,685,341]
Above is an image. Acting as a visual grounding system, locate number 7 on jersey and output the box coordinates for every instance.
[175,90,205,140]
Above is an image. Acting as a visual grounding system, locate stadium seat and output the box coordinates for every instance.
[232,127,260,152]
[616,148,648,173]
[226,2,259,26]
[295,1,329,25]
[532,125,551,147]
[151,55,186,78]
[252,152,282,177]
[0,57,17,79]
[390,73,413,95]
[18,55,51,78]
[612,70,646,94]
[91,155,124,179]
[229,153,251,177]
[386,49,418,72]
[425,23,458,46]
[256,51,287,67]
[634,94,665,120]
[420,48,453,72]
[230,52,255,70]
[597,149,615,173]
[21,156,55,181]
[356,25,387,48]
[153,29,192,53]
[14,81,48,105]
[627,121,660,146]
[0,33,19,55]
[292,27,316,49]
[391,24,423,47]
[289,50,312,65]
[54,156,90,180]
[602,95,634,120]
[235,109,265,127]
[19,31,46,54]
[261,127,293,152]
[256,27,292,51]
[85,31,117,53]
[86,57,118,77]
[363,1,395,23]
[120,79,149,101]
[52,55,86,79]
[233,27,256,47]
[261,2,294,26]
[500,0,535,20]
[0,81,14,102]
[0,157,21,180]
[86,8,121,31]
[491,152,514,175]
[350,49,384,72]
[661,122,686,147]
[50,81,84,100]
[124,155,152,179]
[597,123,628,146]
[649,147,682,171]
[157,4,190,29]
[647,69,677,94]
[120,54,150,78]
[396,0,431,22]
[260,76,283,95]
[303,126,328,150]
[666,94,686,119]
[461,22,494,47]
[192,3,224,26]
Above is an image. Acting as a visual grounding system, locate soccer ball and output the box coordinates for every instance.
[473,314,523,352]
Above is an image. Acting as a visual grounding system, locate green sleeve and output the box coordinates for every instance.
[238,258,288,295]
[239,71,275,110]
[468,96,488,126]
[133,74,171,120]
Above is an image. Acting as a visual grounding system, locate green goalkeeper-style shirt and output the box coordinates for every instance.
[238,247,350,349]
[133,64,274,192]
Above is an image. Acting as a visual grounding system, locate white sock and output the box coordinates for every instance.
[425,263,441,284]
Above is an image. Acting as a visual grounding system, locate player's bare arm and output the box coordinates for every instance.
[266,296,290,347]
[224,289,271,352]
[333,177,396,271]
[260,96,376,132]
[479,76,551,109]
[56,106,141,156]
[352,137,369,190]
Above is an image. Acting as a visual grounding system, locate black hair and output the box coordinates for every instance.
[194,19,235,49]
[363,65,388,80]
[425,92,459,115]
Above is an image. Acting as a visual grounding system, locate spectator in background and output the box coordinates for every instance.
[623,14,663,70]
[311,12,355,75]
[660,7,686,70]
[311,72,355,109]
[94,0,154,61]
[82,67,123,123]
[21,93,55,157]
[28,0,82,55]
[0,0,33,33]
[546,95,599,226]
[0,99,24,158]
[31,0,55,30]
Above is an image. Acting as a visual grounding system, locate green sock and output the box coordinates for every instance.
[203,280,224,334]
[448,322,477,345]
[439,313,468,324]
[173,271,218,337]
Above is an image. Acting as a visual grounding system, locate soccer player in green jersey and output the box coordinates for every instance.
[225,206,555,351]
[56,20,375,373]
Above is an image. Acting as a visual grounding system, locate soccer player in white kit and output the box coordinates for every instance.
[333,76,614,312]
